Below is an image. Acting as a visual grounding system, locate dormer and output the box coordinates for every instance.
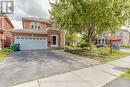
[22,17,52,30]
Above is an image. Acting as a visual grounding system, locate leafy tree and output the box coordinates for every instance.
[49,0,130,50]
[65,31,79,46]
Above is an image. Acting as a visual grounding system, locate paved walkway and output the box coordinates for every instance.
[11,56,130,87]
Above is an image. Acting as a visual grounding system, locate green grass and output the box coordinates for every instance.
[102,50,130,63]
[64,47,130,63]
[121,45,130,49]
[121,70,130,80]
[0,48,13,61]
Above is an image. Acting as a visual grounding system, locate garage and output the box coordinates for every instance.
[14,36,47,50]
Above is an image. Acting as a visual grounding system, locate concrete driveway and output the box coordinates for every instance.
[0,50,87,87]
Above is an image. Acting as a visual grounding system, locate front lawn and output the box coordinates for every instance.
[102,50,130,63]
[121,45,130,49]
[0,48,12,61]
[64,47,130,63]
[121,70,130,80]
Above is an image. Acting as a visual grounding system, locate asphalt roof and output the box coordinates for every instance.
[10,29,48,34]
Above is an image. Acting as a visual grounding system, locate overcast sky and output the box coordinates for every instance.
[9,0,51,28]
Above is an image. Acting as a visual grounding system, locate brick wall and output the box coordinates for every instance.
[47,30,65,48]
[22,20,31,29]
[0,17,14,49]
[3,18,13,47]
[0,32,3,49]
[23,20,51,30]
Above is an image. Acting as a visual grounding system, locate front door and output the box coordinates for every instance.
[51,35,58,47]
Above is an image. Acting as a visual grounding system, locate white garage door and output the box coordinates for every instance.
[14,36,47,50]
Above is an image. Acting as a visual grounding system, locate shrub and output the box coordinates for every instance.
[0,48,13,60]
[92,45,97,49]
[80,42,89,48]
[64,45,78,50]
[96,47,109,55]
[121,45,130,49]
[84,51,98,57]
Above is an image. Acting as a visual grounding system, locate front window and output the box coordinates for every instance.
[38,25,40,29]
[30,22,41,29]
[31,25,34,29]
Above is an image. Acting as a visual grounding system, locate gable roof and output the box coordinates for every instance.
[22,17,51,24]
[0,13,14,28]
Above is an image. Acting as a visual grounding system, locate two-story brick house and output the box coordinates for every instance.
[0,14,14,50]
[96,30,130,46]
[11,17,65,50]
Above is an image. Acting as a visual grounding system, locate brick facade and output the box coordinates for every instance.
[22,18,52,29]
[22,20,31,29]
[0,15,14,49]
[12,17,65,49]
[47,30,61,48]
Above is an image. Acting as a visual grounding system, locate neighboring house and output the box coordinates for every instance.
[96,29,130,46]
[120,29,130,45]
[11,17,65,50]
[96,33,110,46]
[0,14,14,50]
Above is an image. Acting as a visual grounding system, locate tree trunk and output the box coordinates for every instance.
[88,38,93,51]
[84,24,95,51]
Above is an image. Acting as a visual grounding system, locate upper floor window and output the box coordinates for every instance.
[38,25,40,29]
[30,22,41,29]
[31,25,34,29]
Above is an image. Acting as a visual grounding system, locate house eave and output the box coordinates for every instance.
[10,29,48,35]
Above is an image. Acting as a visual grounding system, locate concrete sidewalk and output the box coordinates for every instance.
[11,56,130,87]
[120,49,130,53]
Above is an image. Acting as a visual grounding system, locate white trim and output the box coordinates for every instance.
[30,22,41,30]
[51,35,58,47]
[0,48,2,50]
